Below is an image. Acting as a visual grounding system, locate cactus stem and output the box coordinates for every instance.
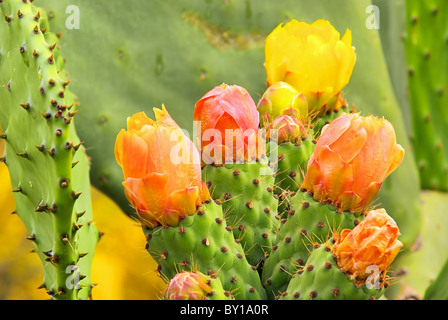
[71,161,79,168]
[0,133,6,139]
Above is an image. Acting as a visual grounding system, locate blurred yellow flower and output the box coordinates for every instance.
[0,163,165,300]
[264,19,356,116]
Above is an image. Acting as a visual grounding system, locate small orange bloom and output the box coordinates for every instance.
[115,106,210,228]
[301,113,404,212]
[164,271,212,300]
[194,84,264,164]
[333,209,403,283]
[266,115,308,144]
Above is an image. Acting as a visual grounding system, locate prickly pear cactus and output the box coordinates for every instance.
[279,243,384,300]
[269,135,315,213]
[404,0,448,191]
[34,0,421,251]
[261,191,362,299]
[0,0,98,300]
[202,160,279,269]
[143,201,267,300]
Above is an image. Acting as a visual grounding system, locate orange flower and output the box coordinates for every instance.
[114,106,210,228]
[194,84,264,164]
[301,113,404,212]
[164,271,212,300]
[333,209,403,283]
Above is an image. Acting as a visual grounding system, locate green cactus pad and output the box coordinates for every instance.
[261,190,363,299]
[312,105,351,136]
[143,200,267,300]
[201,160,279,269]
[404,0,448,191]
[280,244,384,300]
[269,138,315,214]
[0,0,98,299]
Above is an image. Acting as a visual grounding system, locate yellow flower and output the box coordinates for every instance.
[264,19,356,115]
[257,82,308,127]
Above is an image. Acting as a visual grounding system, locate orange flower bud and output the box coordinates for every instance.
[114,106,210,228]
[194,84,265,164]
[333,209,403,284]
[266,115,308,144]
[164,271,212,300]
[301,113,404,212]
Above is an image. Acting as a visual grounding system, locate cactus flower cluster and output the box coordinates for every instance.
[113,19,405,300]
[2,0,446,302]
